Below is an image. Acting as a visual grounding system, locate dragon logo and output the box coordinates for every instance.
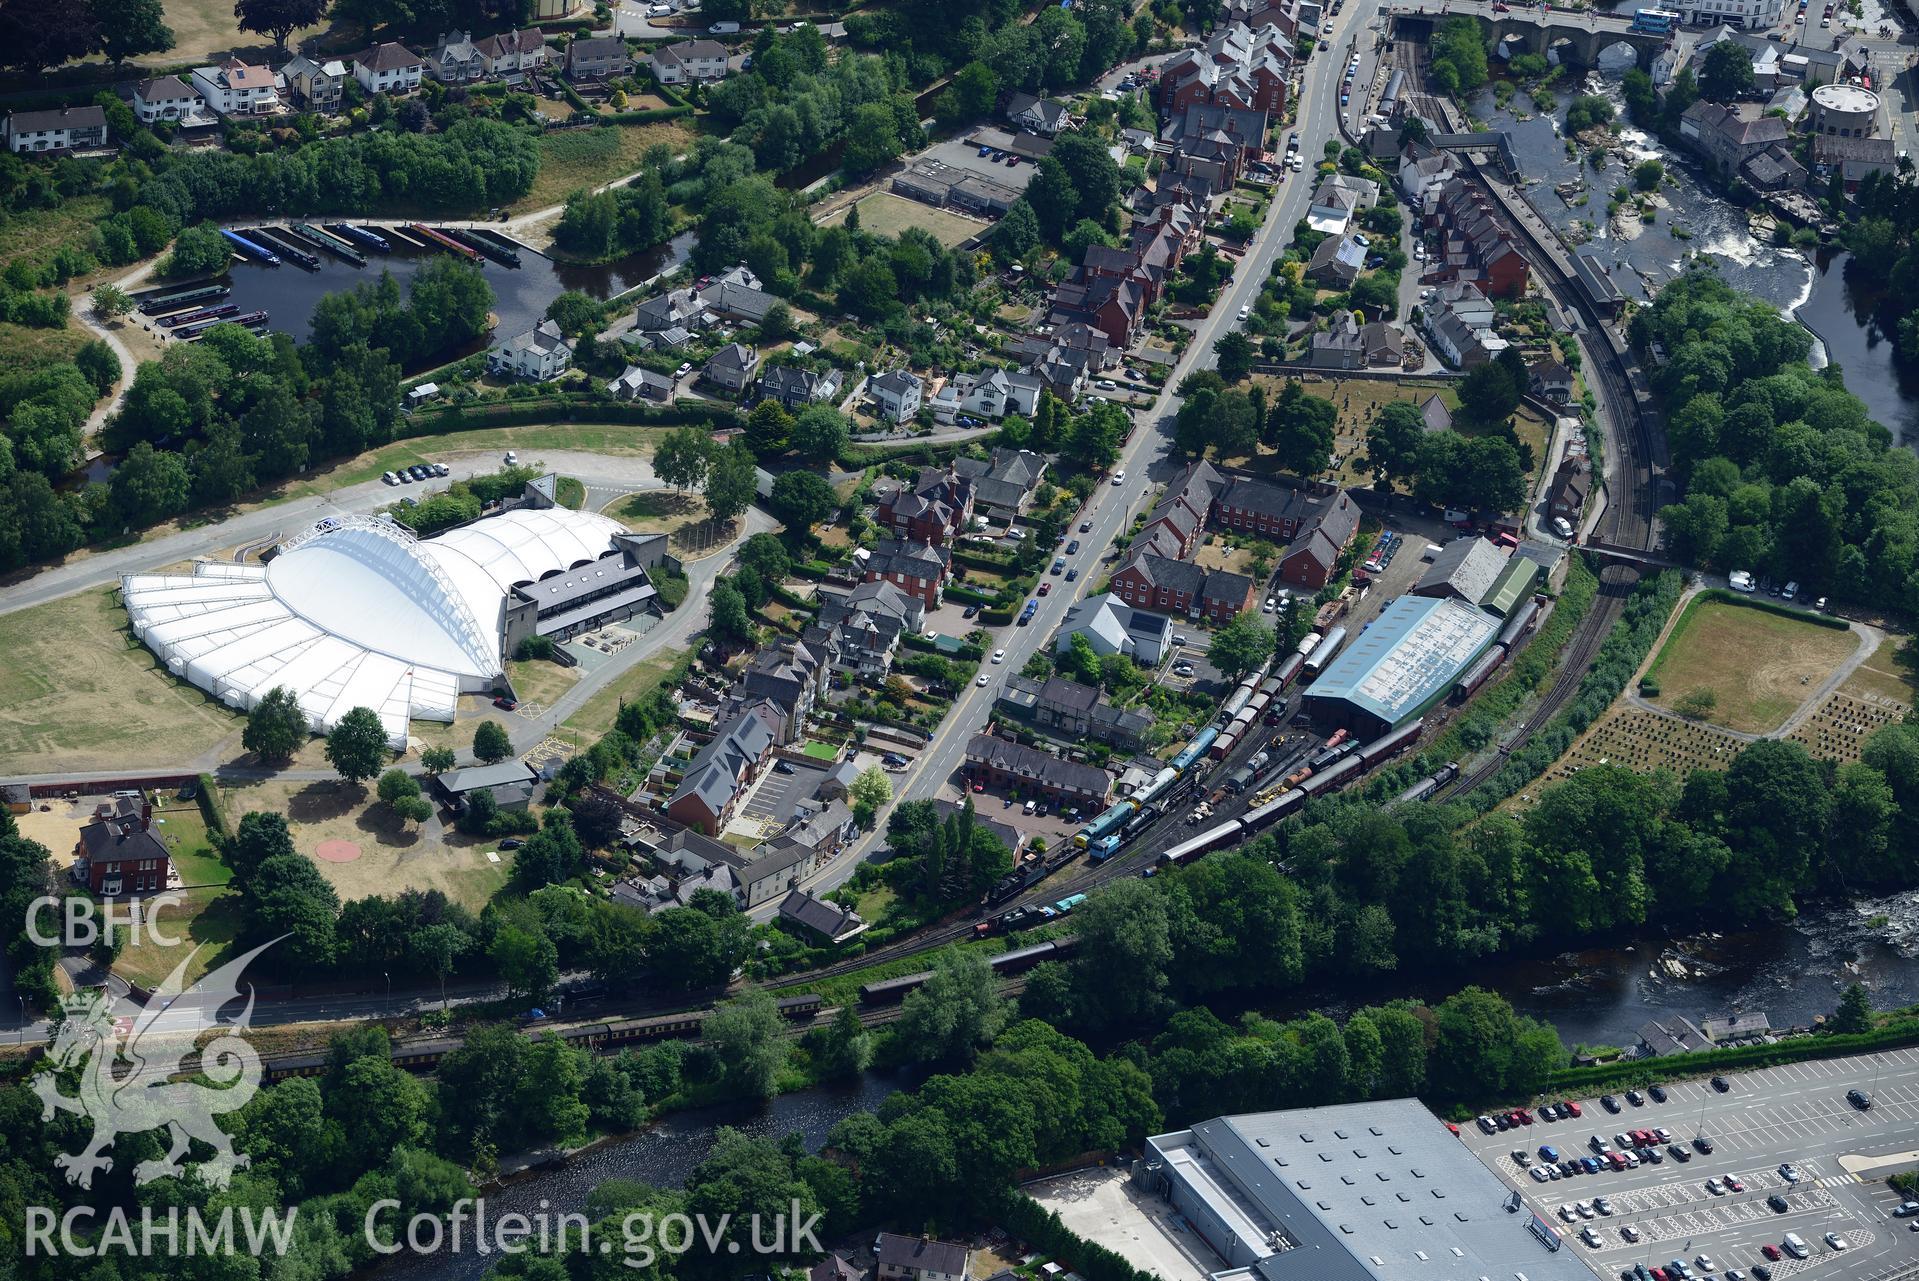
[33,940,280,1190]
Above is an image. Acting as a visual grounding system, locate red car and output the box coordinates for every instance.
[1762,1245,1782,1261]
[1726,1176,1745,1192]
[493,696,517,710]
[1445,1121,1460,1135]
[1038,581,1052,595]
[1562,1100,1583,1118]
[971,781,984,793]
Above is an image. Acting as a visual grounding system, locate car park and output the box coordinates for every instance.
[1538,1144,1559,1162]
[382,471,400,485]
[1668,1144,1691,1162]
[1601,1095,1621,1113]
[1558,1203,1577,1223]
[1529,1166,1549,1182]
[1511,1149,1530,1166]
[1760,1244,1781,1261]
[1593,1197,1613,1217]
[1622,1225,1641,1243]
[1706,1178,1725,1196]
[1751,1267,1772,1281]
[1562,1100,1582,1117]
[492,696,516,711]
[1895,1201,1919,1217]
[1580,1227,1601,1248]
[1781,1233,1808,1259]
[1725,1176,1744,1192]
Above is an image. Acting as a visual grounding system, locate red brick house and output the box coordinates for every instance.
[877,466,973,545]
[74,797,172,897]
[1277,492,1361,589]
[1110,552,1255,624]
[665,703,780,836]
[861,539,950,608]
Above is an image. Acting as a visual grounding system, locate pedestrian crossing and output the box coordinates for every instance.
[1817,1173,1863,1188]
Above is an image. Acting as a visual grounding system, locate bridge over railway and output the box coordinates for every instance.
[1388,1,1674,71]
[1581,538,1683,571]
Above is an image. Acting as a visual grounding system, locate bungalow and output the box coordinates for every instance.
[567,35,633,81]
[704,342,760,394]
[431,760,539,812]
[1054,593,1174,665]
[349,43,424,95]
[278,57,346,112]
[963,734,1111,809]
[1306,234,1366,287]
[651,39,729,84]
[488,320,573,382]
[876,1235,972,1281]
[1110,552,1256,624]
[1004,91,1070,135]
[191,57,281,115]
[697,278,778,325]
[869,369,923,423]
[609,365,675,402]
[861,538,949,609]
[131,75,204,123]
[778,890,867,944]
[425,30,485,83]
[474,28,549,82]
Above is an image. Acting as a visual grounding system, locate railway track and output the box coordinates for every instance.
[1393,40,1663,801]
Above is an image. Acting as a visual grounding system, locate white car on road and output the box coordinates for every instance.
[991,649,1006,664]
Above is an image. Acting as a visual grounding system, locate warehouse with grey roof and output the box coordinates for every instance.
[1299,595,1499,737]
[1135,1099,1598,1281]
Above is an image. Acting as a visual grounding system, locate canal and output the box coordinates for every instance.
[161,226,695,351]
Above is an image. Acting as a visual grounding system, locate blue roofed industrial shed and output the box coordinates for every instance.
[1300,596,1498,737]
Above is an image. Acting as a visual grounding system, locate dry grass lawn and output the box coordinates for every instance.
[158,0,330,64]
[0,588,241,776]
[507,657,581,708]
[516,121,700,214]
[818,192,988,248]
[1838,636,1917,707]
[219,778,511,909]
[563,646,684,738]
[1644,599,1860,735]
[115,887,245,990]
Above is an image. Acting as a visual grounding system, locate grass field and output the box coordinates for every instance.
[1644,597,1859,734]
[819,192,988,247]
[0,320,92,386]
[0,588,241,776]
[603,489,705,533]
[0,196,110,279]
[1838,636,1917,707]
[1243,374,1552,492]
[218,778,511,908]
[507,657,581,708]
[149,804,232,886]
[115,886,243,989]
[563,646,686,738]
[516,121,699,213]
[159,0,330,63]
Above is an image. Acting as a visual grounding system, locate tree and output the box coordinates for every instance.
[250,853,340,967]
[791,406,849,462]
[1208,612,1275,682]
[243,686,307,763]
[378,768,420,809]
[108,442,189,528]
[1634,158,1664,192]
[849,766,892,828]
[543,290,601,339]
[702,442,758,525]
[1428,16,1489,96]
[842,100,907,175]
[897,950,1010,1062]
[993,199,1041,263]
[766,470,837,531]
[325,706,388,784]
[473,720,513,764]
[709,582,753,644]
[1699,40,1755,103]
[1214,330,1254,383]
[491,924,558,1003]
[1458,360,1521,424]
[805,1004,872,1079]
[1831,982,1873,1034]
[223,811,297,887]
[655,426,712,493]
[90,285,133,320]
[421,746,457,775]
[1268,380,1336,477]
[233,0,326,57]
[705,988,786,1099]
[746,399,794,454]
[1364,400,1426,496]
[98,0,173,61]
[569,793,623,850]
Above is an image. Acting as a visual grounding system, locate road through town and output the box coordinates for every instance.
[768,0,1389,913]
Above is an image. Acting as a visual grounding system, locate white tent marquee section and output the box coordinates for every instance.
[122,508,627,745]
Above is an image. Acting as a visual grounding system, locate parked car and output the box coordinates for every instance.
[1693,1136,1715,1154]
[1710,1076,1731,1092]
[1649,1085,1668,1103]
[382,471,400,485]
[1848,1088,1872,1109]
[1767,1195,1790,1213]
[492,696,517,710]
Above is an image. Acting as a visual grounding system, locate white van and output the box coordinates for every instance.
[1422,543,1442,561]
[1729,569,1755,592]
[1782,1233,1809,1259]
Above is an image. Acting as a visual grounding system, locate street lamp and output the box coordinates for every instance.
[384,970,392,1014]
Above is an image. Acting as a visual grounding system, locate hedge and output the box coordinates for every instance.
[402,397,739,437]
[992,1187,1155,1281]
[952,547,1017,573]
[194,773,230,842]
[598,105,695,125]
[1540,1016,1919,1100]
[981,607,1017,626]
[945,584,997,606]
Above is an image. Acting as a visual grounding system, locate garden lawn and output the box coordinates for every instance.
[149,805,231,886]
[508,658,581,708]
[0,588,241,776]
[516,121,699,213]
[563,647,687,738]
[818,192,986,247]
[1644,597,1859,734]
[115,887,243,990]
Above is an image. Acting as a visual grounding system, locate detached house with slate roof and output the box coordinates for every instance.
[131,76,204,124]
[811,579,922,678]
[192,57,281,115]
[475,28,549,82]
[862,538,950,608]
[566,35,632,81]
[489,319,573,382]
[426,30,486,83]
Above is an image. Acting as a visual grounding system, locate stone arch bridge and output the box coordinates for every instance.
[1390,3,1672,73]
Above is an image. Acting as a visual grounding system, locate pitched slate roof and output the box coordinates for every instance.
[353,42,423,72]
